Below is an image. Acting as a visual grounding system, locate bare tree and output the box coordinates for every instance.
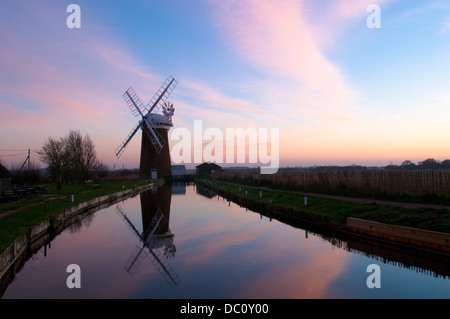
[39,130,99,183]
[39,136,70,182]
[81,132,98,180]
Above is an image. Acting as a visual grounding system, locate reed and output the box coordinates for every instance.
[216,169,450,202]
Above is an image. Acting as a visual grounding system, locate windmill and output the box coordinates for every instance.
[115,76,178,179]
[116,203,179,287]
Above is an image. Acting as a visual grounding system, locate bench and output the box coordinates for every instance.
[35,186,49,193]
[84,180,100,189]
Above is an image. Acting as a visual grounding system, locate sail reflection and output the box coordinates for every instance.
[116,183,179,286]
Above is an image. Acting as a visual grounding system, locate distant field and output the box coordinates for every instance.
[216,169,450,205]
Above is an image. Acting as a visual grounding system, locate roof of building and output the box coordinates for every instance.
[172,165,186,176]
[0,163,12,178]
[196,162,222,169]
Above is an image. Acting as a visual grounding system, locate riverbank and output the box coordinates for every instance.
[0,179,163,296]
[0,179,161,254]
[197,179,450,254]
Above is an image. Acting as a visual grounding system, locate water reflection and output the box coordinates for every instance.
[117,184,180,286]
[197,183,450,279]
[196,184,215,199]
[1,182,448,299]
[172,182,186,195]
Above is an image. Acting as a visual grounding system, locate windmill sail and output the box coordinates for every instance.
[114,75,177,160]
[117,205,143,240]
[143,208,166,240]
[123,87,146,117]
[142,118,165,154]
[114,120,143,158]
[145,76,178,115]
[124,245,149,276]
[116,205,179,286]
[149,247,180,287]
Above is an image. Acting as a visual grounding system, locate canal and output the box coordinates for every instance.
[1,182,449,298]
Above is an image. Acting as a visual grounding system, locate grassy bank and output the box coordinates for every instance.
[198,179,450,234]
[0,179,156,253]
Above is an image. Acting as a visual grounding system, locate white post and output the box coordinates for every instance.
[304,196,307,206]
[71,194,74,203]
[260,191,262,198]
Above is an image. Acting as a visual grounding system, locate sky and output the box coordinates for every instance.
[1,0,450,170]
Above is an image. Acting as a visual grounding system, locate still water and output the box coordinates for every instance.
[1,182,449,298]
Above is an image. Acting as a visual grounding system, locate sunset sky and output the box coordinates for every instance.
[1,0,450,170]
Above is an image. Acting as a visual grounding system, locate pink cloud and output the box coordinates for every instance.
[237,249,348,298]
[0,3,171,168]
[332,0,391,18]
[210,0,394,123]
[214,1,348,88]
[171,79,295,136]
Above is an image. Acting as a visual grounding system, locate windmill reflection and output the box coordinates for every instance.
[116,183,179,287]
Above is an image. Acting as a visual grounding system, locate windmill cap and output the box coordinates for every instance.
[147,113,173,128]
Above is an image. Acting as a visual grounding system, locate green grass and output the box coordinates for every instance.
[215,177,450,206]
[200,180,450,234]
[0,179,156,253]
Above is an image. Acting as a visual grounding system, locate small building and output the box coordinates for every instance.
[171,165,186,179]
[0,163,12,198]
[196,162,222,179]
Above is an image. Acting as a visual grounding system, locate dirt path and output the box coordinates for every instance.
[218,181,450,210]
[0,196,66,220]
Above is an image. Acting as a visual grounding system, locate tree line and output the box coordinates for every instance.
[392,159,450,170]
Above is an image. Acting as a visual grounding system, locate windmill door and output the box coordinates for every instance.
[151,169,158,180]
